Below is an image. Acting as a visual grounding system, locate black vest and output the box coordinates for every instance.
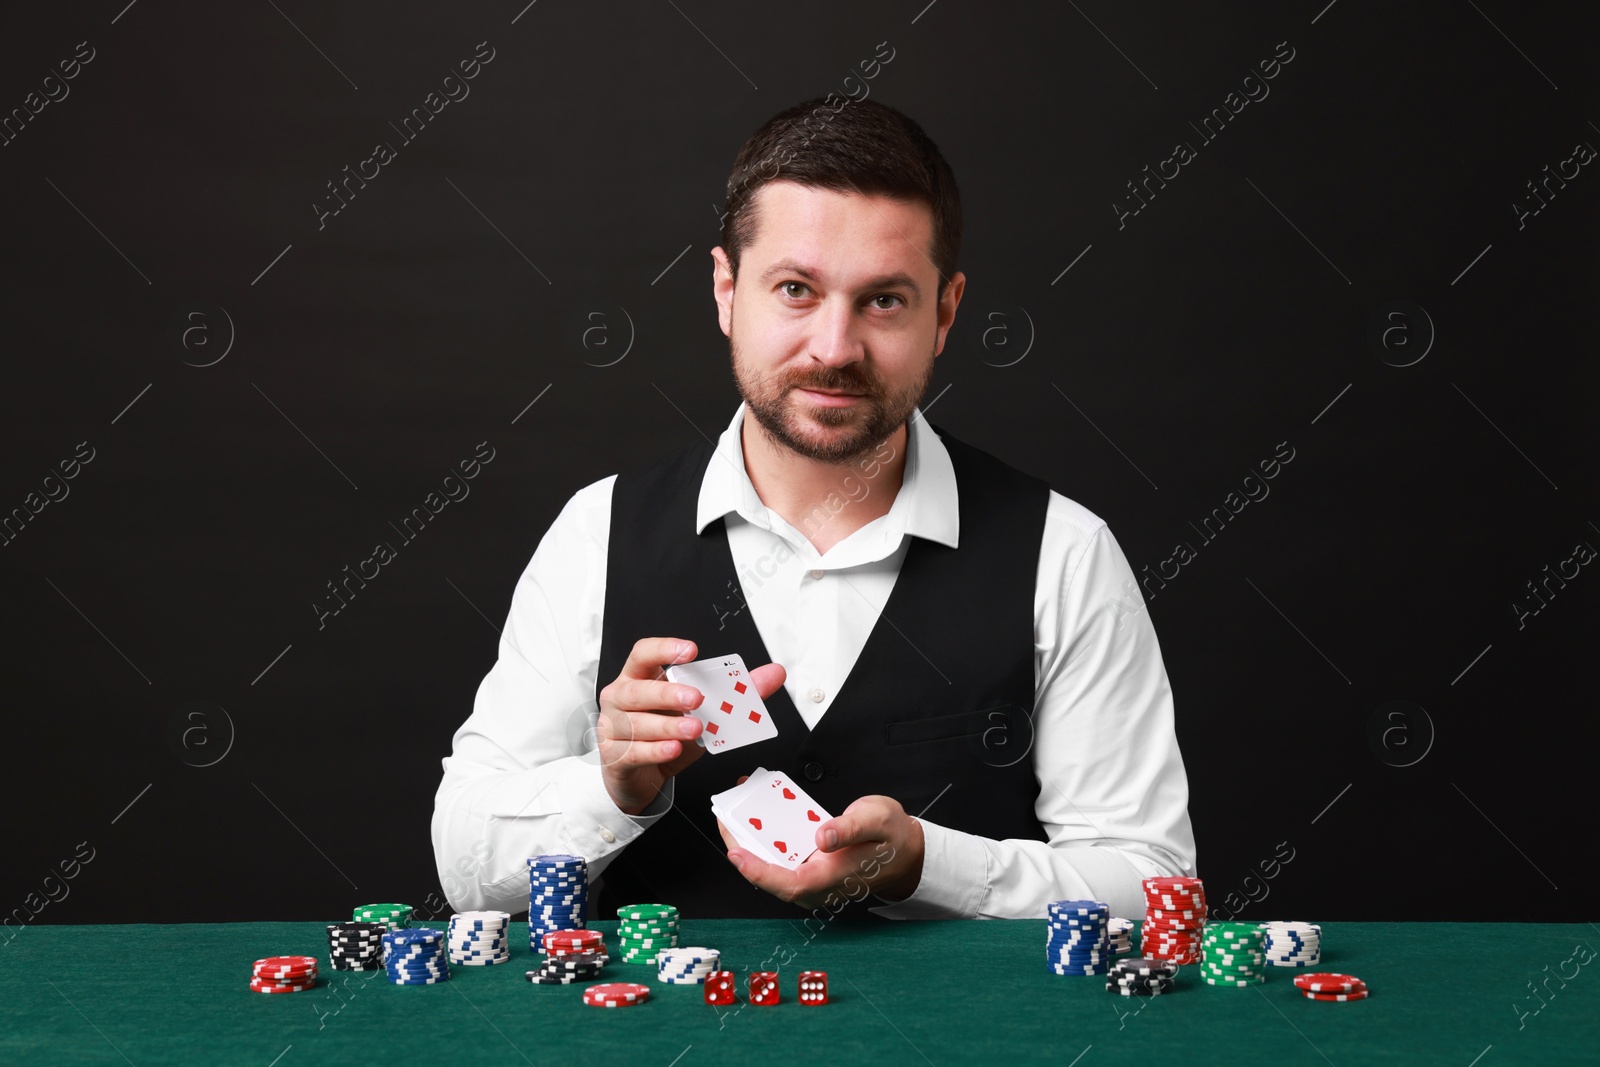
[594,422,1051,918]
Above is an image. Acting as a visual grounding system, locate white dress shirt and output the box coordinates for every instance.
[432,402,1196,920]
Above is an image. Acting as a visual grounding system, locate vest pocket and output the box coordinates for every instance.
[884,703,1035,770]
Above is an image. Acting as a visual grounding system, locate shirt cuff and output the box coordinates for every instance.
[867,818,988,920]
[558,760,674,861]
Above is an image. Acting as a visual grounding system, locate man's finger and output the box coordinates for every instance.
[614,676,703,714]
[602,708,701,745]
[749,661,787,699]
[728,847,840,907]
[817,798,889,852]
[620,636,697,681]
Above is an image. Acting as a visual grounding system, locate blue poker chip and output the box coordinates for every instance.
[1048,901,1110,916]
[383,928,443,945]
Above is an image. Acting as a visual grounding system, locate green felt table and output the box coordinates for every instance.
[2,920,1595,1065]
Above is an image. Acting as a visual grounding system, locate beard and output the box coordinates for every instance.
[730,329,935,466]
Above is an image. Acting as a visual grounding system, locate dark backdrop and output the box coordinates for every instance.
[2,1,1593,926]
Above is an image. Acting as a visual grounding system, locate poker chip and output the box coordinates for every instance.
[250,976,316,994]
[1139,877,1206,964]
[253,955,318,980]
[1110,957,1177,977]
[657,947,721,984]
[449,910,510,966]
[352,903,412,932]
[1199,922,1266,987]
[1108,918,1134,955]
[1045,899,1112,976]
[583,982,651,1007]
[1303,989,1369,1002]
[528,855,590,950]
[544,929,605,954]
[383,927,449,985]
[616,903,680,965]
[1262,921,1323,967]
[1294,972,1366,994]
[249,955,318,993]
[327,920,386,970]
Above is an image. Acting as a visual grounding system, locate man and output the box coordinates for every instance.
[432,97,1195,921]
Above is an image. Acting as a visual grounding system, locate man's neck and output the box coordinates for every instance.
[740,412,910,556]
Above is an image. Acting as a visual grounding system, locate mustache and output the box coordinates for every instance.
[787,370,876,395]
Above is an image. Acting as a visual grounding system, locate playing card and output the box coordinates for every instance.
[664,653,777,753]
[711,768,833,871]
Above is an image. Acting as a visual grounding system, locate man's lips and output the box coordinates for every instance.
[795,386,866,406]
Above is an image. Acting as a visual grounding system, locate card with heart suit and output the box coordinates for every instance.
[710,767,834,870]
[663,653,777,754]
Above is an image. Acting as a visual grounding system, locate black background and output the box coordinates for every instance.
[1,0,1594,926]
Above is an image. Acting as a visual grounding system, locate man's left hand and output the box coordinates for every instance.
[716,792,926,910]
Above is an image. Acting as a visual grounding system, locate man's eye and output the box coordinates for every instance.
[871,294,904,310]
[781,282,810,298]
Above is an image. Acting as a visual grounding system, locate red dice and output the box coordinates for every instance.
[704,971,736,1006]
[748,971,781,1006]
[798,970,829,1005]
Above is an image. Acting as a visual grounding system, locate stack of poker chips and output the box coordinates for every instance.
[326,921,385,971]
[616,903,680,966]
[582,981,651,1008]
[1139,876,1206,964]
[448,910,510,966]
[1106,957,1176,996]
[250,955,318,994]
[527,854,588,950]
[542,928,606,959]
[1045,899,1111,975]
[352,902,412,932]
[1200,921,1266,986]
[526,949,607,985]
[656,946,720,984]
[1262,921,1322,967]
[383,927,450,985]
[1294,971,1368,1002]
[1108,917,1135,955]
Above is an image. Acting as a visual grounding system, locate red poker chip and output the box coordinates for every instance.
[1303,989,1369,1002]
[250,977,316,993]
[545,929,602,946]
[253,955,318,979]
[1294,973,1366,994]
[583,982,651,1007]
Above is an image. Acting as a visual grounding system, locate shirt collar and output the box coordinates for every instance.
[695,401,960,550]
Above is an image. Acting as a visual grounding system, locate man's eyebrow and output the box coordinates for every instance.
[757,258,922,300]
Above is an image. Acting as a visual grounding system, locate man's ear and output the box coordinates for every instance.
[711,247,735,337]
[933,270,966,357]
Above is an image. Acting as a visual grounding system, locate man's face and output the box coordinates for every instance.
[713,180,964,465]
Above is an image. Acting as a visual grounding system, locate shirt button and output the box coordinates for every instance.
[809,569,824,579]
[808,687,825,703]
[804,761,824,782]
[598,828,616,843]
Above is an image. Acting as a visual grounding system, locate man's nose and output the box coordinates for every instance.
[807,297,866,368]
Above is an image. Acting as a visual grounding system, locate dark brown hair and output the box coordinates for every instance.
[719,96,962,299]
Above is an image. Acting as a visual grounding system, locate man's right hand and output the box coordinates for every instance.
[597,637,787,816]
